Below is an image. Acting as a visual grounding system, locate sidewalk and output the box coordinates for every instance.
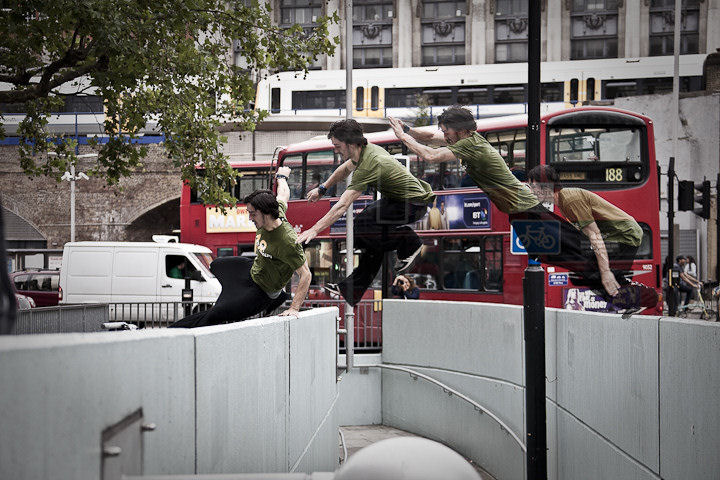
[339,425,496,479]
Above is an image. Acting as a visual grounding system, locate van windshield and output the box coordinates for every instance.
[192,253,215,278]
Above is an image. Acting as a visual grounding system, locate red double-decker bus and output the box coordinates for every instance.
[181,107,662,319]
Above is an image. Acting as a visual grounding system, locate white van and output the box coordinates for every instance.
[59,239,221,305]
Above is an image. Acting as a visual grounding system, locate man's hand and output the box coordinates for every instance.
[306,187,321,203]
[296,228,318,245]
[601,271,620,297]
[278,307,300,317]
[388,117,406,139]
[277,166,291,177]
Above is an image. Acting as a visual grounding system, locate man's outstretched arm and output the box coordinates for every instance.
[297,188,362,244]
[582,221,621,296]
[388,117,457,164]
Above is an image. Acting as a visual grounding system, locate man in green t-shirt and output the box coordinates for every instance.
[389,107,656,309]
[171,166,311,327]
[297,119,435,306]
[527,165,655,306]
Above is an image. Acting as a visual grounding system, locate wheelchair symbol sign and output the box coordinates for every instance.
[510,220,561,255]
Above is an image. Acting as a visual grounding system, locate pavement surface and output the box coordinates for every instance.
[339,425,496,479]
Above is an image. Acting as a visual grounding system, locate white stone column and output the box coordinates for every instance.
[327,0,342,69]
[707,0,720,54]
[469,0,486,64]
[397,0,414,67]
[624,0,641,58]
[546,0,562,61]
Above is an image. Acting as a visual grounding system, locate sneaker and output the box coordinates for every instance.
[324,283,341,300]
[395,244,423,274]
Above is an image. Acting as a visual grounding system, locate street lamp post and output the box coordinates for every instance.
[51,152,96,242]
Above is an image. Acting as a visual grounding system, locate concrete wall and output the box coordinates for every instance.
[381,299,720,480]
[336,354,382,426]
[0,308,339,480]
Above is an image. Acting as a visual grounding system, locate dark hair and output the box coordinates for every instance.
[437,106,477,132]
[243,189,280,219]
[676,255,686,262]
[328,119,368,146]
[687,256,695,263]
[527,165,560,185]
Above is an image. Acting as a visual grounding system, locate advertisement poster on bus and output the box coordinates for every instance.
[330,193,491,234]
[563,287,622,313]
[205,206,256,233]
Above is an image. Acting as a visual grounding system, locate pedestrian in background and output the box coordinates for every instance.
[392,275,420,300]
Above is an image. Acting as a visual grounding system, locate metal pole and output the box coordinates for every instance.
[716,173,719,321]
[344,0,354,370]
[525,1,546,478]
[668,157,677,316]
[671,0,680,176]
[70,164,76,242]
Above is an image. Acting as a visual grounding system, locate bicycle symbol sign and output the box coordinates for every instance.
[510,220,561,255]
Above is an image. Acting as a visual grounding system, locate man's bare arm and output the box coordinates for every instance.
[275,166,291,204]
[297,188,363,244]
[279,261,312,316]
[388,117,456,163]
[582,222,621,296]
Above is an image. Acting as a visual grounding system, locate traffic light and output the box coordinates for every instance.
[678,179,711,219]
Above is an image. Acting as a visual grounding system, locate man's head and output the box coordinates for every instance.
[328,119,368,160]
[437,106,476,144]
[527,165,560,202]
[244,189,280,229]
[676,255,686,265]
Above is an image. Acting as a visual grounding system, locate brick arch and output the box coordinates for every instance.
[0,197,46,240]
[124,196,181,243]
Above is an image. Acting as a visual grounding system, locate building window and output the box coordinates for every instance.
[649,0,699,56]
[494,0,528,63]
[570,0,618,60]
[421,0,466,66]
[353,0,393,68]
[280,0,324,69]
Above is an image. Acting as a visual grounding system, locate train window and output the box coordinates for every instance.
[421,88,453,106]
[586,78,596,101]
[541,82,564,103]
[602,80,637,99]
[291,90,346,110]
[385,88,420,108]
[569,79,579,104]
[457,87,488,105]
[492,85,525,104]
[281,154,304,199]
[371,86,379,110]
[356,87,364,111]
[271,88,281,113]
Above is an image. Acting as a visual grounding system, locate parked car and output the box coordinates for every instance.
[15,293,35,310]
[10,269,60,307]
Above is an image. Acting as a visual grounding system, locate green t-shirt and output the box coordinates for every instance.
[557,188,643,247]
[250,201,307,294]
[447,133,539,214]
[347,143,436,205]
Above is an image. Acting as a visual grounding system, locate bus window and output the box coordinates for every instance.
[371,86,379,111]
[271,88,281,113]
[306,150,337,195]
[442,238,482,290]
[303,240,334,286]
[234,170,270,200]
[406,238,441,290]
[382,142,404,156]
[282,154,304,199]
[484,129,527,180]
[602,80,637,99]
[483,236,503,291]
[217,247,234,257]
[356,87,364,112]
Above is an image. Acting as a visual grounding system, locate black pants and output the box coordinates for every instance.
[510,204,639,294]
[338,198,428,306]
[169,256,288,328]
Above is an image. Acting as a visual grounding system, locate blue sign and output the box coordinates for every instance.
[548,273,568,286]
[510,220,561,255]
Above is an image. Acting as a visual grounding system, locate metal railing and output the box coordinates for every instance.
[303,299,382,352]
[108,301,214,328]
[12,304,109,334]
